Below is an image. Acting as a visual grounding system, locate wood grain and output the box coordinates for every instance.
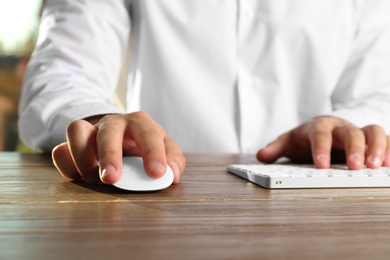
[1,152,390,259]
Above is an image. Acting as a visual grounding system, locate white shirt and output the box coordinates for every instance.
[19,0,390,153]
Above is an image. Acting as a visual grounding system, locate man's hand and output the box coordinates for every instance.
[257,116,390,169]
[51,111,186,184]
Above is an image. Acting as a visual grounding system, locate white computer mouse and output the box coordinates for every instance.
[112,156,174,191]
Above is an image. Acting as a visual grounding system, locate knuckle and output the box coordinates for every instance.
[311,126,329,136]
[363,124,385,134]
[311,116,343,129]
[312,117,329,126]
[143,146,160,157]
[335,123,360,137]
[67,120,85,135]
[309,126,330,142]
[129,111,149,121]
[96,125,111,138]
[96,120,122,138]
[98,114,121,125]
[98,148,117,159]
[128,112,166,136]
[346,125,364,136]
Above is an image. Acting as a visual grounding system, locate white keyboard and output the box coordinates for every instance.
[227,164,390,189]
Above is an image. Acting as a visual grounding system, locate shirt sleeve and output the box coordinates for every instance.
[330,0,390,133]
[18,0,131,151]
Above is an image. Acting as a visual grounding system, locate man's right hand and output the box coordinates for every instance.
[51,111,186,185]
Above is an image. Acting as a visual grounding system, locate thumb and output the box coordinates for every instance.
[256,134,289,163]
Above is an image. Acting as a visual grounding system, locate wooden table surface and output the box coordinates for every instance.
[1,152,390,260]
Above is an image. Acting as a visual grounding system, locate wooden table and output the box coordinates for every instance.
[1,152,390,259]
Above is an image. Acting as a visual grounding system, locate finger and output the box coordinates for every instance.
[164,135,186,184]
[122,138,141,157]
[127,112,168,179]
[66,120,100,184]
[52,143,82,181]
[256,133,289,163]
[309,125,332,169]
[95,115,126,184]
[363,125,386,168]
[383,136,390,167]
[333,125,365,170]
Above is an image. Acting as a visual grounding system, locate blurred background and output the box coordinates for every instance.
[0,0,43,151]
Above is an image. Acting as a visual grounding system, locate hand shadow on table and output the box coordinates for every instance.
[66,180,165,195]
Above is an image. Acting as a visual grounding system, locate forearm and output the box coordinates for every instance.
[18,0,130,151]
[18,94,123,152]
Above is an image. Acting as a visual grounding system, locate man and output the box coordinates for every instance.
[19,0,390,185]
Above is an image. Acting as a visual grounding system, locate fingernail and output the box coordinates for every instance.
[350,154,364,167]
[100,164,116,179]
[315,154,329,168]
[148,161,165,178]
[368,155,381,167]
[317,154,329,163]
